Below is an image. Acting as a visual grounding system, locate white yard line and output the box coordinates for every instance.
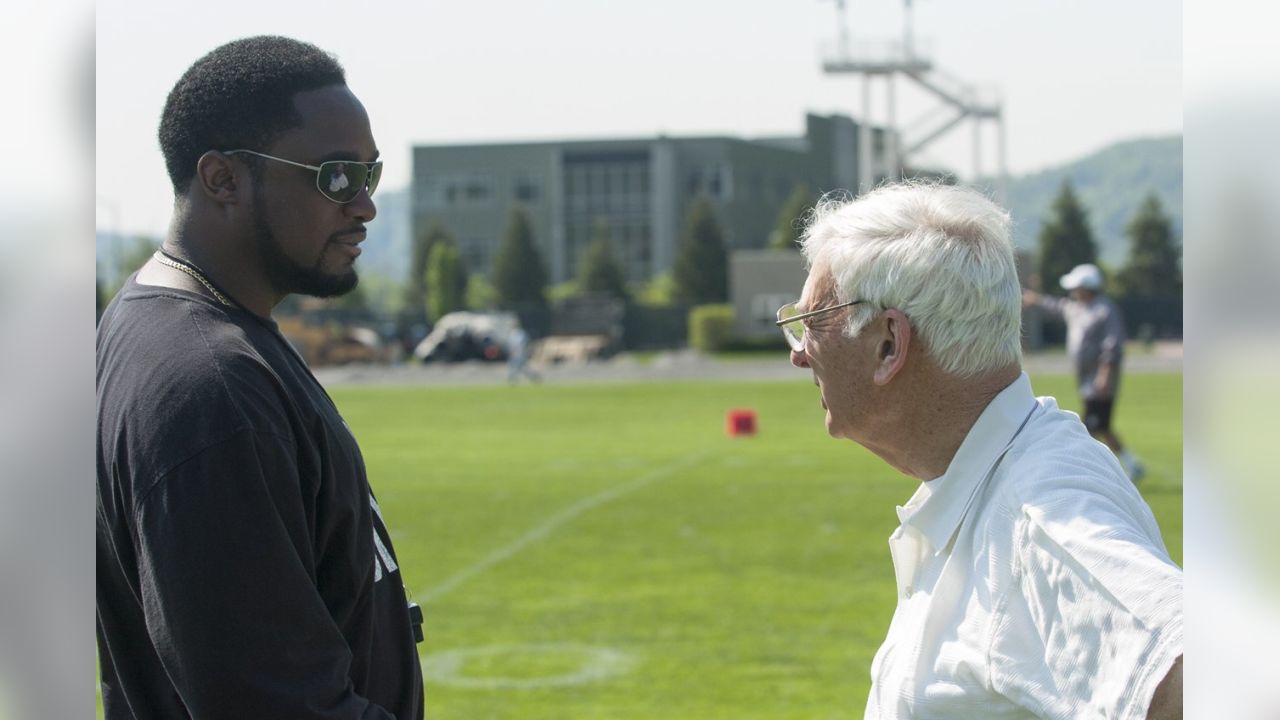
[417,451,709,604]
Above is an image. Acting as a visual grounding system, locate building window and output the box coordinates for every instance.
[609,165,627,209]
[463,178,491,203]
[568,167,587,211]
[687,170,702,196]
[514,177,540,203]
[686,165,731,200]
[419,178,445,209]
[418,173,495,209]
[707,169,721,198]
[750,293,795,332]
[562,150,653,278]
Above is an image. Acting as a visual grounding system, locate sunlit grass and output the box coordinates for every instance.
[96,372,1180,719]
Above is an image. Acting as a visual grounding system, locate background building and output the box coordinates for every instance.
[412,113,894,284]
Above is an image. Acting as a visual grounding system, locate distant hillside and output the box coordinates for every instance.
[998,136,1182,268]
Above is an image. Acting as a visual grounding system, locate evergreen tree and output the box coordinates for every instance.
[635,271,677,306]
[547,279,583,305]
[1117,194,1182,297]
[492,204,548,308]
[465,273,498,310]
[673,194,729,304]
[426,236,468,322]
[341,272,405,316]
[1036,180,1098,291]
[769,183,814,251]
[578,218,629,300]
[406,221,450,316]
[328,281,369,311]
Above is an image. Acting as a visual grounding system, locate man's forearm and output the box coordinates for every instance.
[1147,654,1183,720]
[1095,362,1116,397]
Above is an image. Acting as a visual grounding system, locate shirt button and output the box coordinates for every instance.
[905,586,914,598]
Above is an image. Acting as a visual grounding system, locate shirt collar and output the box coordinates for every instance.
[895,372,1037,554]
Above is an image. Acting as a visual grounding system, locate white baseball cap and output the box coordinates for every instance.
[1059,263,1103,291]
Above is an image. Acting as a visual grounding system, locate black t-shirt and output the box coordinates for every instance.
[96,276,424,720]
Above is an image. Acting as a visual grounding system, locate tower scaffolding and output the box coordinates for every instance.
[820,0,1008,204]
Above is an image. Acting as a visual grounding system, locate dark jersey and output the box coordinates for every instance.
[96,275,423,720]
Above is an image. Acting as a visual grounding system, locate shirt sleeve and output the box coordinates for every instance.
[1035,295,1068,320]
[1097,303,1127,367]
[989,483,1182,720]
[133,429,397,720]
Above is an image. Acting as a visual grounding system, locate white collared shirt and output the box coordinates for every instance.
[865,373,1182,720]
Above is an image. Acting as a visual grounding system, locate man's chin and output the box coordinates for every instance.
[298,270,358,298]
[824,412,843,439]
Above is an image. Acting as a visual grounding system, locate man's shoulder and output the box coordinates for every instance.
[98,292,302,467]
[97,289,317,499]
[968,402,1120,515]
[1003,404,1128,491]
[980,401,1161,546]
[104,293,268,381]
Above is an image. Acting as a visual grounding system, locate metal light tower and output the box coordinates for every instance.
[820,0,1008,204]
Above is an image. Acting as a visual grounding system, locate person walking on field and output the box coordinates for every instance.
[1023,262,1146,483]
[507,325,540,383]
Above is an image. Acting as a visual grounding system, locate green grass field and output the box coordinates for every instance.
[96,372,1182,719]
[345,372,1181,719]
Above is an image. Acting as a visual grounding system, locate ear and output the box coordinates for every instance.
[872,309,912,386]
[193,151,243,206]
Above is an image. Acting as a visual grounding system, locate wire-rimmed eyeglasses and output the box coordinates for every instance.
[775,299,872,352]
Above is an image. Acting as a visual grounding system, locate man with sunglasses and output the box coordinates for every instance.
[778,183,1182,719]
[96,37,423,719]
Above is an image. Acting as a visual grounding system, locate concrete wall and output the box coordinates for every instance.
[729,250,808,340]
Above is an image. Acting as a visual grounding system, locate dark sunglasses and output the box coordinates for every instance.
[222,149,383,204]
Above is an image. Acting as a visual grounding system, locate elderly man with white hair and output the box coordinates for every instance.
[777,183,1182,719]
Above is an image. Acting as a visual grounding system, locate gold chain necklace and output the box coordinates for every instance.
[152,251,233,307]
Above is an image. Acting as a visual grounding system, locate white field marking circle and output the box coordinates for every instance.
[421,643,633,689]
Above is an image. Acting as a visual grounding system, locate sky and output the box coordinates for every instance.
[96,0,1181,239]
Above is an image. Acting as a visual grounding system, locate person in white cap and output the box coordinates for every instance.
[1023,263,1146,482]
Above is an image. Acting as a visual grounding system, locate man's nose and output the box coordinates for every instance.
[790,346,810,369]
[345,187,377,222]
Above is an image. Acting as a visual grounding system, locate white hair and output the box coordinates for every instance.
[799,182,1022,377]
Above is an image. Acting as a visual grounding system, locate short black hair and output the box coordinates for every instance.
[158,36,346,194]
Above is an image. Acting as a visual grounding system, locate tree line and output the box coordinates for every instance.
[760,178,1181,301]
[403,193,736,323]
[400,181,845,322]
[1034,179,1181,299]
[100,179,1179,320]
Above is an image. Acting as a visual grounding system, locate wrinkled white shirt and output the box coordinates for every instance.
[865,373,1182,719]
